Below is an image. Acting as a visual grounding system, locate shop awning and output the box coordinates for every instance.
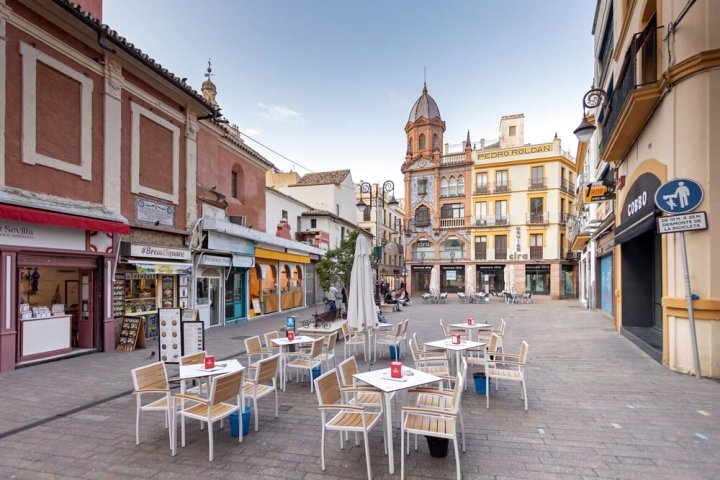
[0,204,129,234]
[255,247,311,264]
[127,260,192,275]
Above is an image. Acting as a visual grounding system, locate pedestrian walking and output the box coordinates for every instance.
[326,284,338,311]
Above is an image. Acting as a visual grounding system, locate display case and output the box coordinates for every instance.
[161,275,175,308]
[125,275,157,315]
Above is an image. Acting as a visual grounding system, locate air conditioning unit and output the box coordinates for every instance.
[228,215,246,226]
[306,239,315,246]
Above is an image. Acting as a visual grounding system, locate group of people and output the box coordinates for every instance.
[324,284,346,312]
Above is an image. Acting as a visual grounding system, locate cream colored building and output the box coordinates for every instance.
[578,0,720,377]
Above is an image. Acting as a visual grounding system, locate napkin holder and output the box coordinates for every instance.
[452,333,461,345]
[204,355,215,369]
[390,361,403,378]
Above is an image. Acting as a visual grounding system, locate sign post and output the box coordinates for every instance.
[655,178,705,379]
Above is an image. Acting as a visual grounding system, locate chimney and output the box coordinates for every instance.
[276,219,292,240]
[75,0,103,21]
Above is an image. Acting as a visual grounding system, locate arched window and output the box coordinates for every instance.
[458,175,465,195]
[449,177,457,196]
[440,177,448,197]
[414,205,430,227]
[432,133,438,150]
[419,134,426,150]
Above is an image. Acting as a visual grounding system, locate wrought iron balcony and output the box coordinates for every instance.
[527,212,549,225]
[493,182,511,194]
[530,246,543,260]
[528,178,547,190]
[494,248,507,260]
[559,213,571,225]
[475,249,487,261]
[474,185,490,195]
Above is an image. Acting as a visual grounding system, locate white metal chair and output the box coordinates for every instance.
[244,335,272,370]
[342,323,367,362]
[401,371,464,480]
[314,369,383,480]
[409,337,451,379]
[374,322,403,361]
[131,362,174,450]
[465,333,500,390]
[263,330,282,355]
[318,331,339,371]
[243,353,280,432]
[178,351,208,397]
[285,337,324,392]
[175,369,245,461]
[486,340,529,411]
[521,291,533,303]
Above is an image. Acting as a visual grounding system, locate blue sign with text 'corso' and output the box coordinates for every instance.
[654,178,703,214]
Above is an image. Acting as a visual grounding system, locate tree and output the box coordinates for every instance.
[316,229,377,293]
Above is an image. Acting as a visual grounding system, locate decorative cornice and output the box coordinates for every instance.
[667,48,720,85]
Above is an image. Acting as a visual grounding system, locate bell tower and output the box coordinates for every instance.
[404,83,445,165]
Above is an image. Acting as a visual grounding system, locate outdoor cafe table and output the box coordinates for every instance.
[448,322,491,342]
[178,359,245,393]
[271,335,315,391]
[424,339,485,375]
[353,367,442,474]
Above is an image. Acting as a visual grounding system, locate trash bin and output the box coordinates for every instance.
[311,366,322,382]
[229,406,253,437]
[425,436,449,457]
[473,372,487,395]
[389,345,400,360]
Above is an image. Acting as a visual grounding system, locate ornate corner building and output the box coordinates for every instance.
[401,85,578,298]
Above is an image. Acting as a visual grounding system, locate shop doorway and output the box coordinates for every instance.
[225,268,246,323]
[77,271,94,348]
[197,276,222,328]
[621,230,663,353]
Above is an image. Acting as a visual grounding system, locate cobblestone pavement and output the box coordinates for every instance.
[0,298,718,479]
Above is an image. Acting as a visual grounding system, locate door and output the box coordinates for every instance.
[77,271,94,348]
[600,255,613,316]
[652,234,663,329]
[208,277,222,327]
[225,269,246,323]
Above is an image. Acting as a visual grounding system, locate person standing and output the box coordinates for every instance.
[327,284,338,311]
[341,287,347,310]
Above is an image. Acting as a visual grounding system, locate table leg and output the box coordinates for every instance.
[384,391,394,474]
[455,350,461,376]
[280,346,286,392]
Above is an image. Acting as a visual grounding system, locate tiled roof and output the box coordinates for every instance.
[294,170,350,186]
[54,0,216,113]
[408,84,441,122]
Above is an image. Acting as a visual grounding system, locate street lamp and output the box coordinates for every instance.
[356,180,398,305]
[573,88,608,143]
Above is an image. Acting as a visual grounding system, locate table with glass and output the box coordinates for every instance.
[353,366,442,474]
[270,335,315,391]
[424,339,485,375]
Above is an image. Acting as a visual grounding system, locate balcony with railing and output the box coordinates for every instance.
[474,185,490,195]
[494,248,507,260]
[441,153,466,165]
[475,248,487,261]
[527,212,549,225]
[530,246,543,260]
[528,178,547,190]
[474,215,510,227]
[440,217,465,229]
[560,179,576,193]
[493,182,511,194]
[439,250,465,261]
[600,24,662,164]
[559,212,571,225]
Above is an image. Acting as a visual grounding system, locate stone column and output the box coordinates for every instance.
[103,59,123,210]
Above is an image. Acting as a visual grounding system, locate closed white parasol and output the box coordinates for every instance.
[347,235,376,332]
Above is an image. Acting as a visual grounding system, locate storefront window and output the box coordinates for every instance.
[441,266,465,293]
[476,266,505,293]
[411,266,432,293]
[525,265,550,294]
[562,265,575,297]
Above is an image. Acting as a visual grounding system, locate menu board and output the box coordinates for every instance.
[117,316,145,351]
[113,275,126,318]
[158,308,182,363]
[182,321,205,356]
[144,314,158,339]
[181,308,198,322]
[178,275,189,309]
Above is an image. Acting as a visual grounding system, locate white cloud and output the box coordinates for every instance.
[256,102,305,124]
[244,128,261,136]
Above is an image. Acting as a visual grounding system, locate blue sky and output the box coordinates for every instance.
[104,0,596,195]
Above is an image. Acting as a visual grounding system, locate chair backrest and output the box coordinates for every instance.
[439,319,448,337]
[314,369,342,406]
[392,322,403,337]
[131,362,168,391]
[264,331,279,348]
[488,333,499,353]
[244,336,263,355]
[408,337,421,363]
[337,356,358,388]
[210,370,244,405]
[256,354,280,384]
[494,318,506,336]
[401,318,409,335]
[309,337,324,358]
[518,341,529,365]
[341,323,350,338]
[324,331,338,351]
[179,351,206,366]
[452,370,464,413]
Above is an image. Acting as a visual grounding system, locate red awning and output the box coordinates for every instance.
[0,204,129,234]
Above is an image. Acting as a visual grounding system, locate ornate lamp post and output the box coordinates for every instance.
[356,180,398,305]
[573,88,608,143]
